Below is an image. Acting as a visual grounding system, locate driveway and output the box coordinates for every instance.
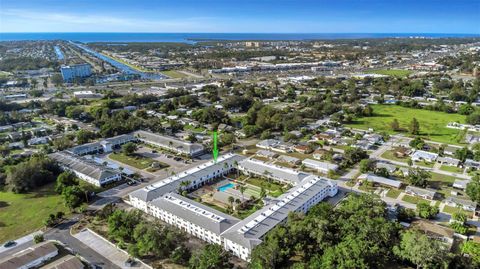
[74,229,150,269]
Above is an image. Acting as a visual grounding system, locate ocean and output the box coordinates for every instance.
[0,33,478,43]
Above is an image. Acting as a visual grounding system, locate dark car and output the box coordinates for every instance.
[3,241,16,248]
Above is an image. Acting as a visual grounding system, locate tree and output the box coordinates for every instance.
[359,159,375,173]
[189,244,232,269]
[396,207,416,222]
[239,185,246,199]
[409,137,425,150]
[122,142,137,156]
[407,168,430,187]
[416,201,439,219]
[466,175,480,203]
[409,118,420,135]
[461,241,480,266]
[170,246,191,265]
[228,196,234,208]
[62,185,85,209]
[6,155,60,193]
[393,230,448,269]
[55,171,78,193]
[342,147,368,167]
[33,234,44,244]
[76,129,96,144]
[391,119,400,131]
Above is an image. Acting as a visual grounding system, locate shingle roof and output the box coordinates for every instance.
[0,242,58,269]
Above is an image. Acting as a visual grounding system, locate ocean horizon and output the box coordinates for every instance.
[0,32,479,43]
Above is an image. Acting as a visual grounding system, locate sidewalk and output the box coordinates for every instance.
[74,229,151,269]
[0,230,43,255]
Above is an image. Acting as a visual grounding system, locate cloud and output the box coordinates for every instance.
[0,8,219,32]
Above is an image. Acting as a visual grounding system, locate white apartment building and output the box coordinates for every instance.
[50,152,122,187]
[128,154,338,262]
[133,130,204,157]
[221,175,337,260]
[237,158,309,185]
[148,193,240,245]
[129,154,245,212]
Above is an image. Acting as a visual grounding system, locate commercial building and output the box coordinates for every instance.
[0,242,58,269]
[133,130,204,157]
[50,151,122,186]
[60,63,92,82]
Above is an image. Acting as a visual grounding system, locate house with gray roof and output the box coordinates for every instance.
[50,151,122,186]
[405,186,437,200]
[301,158,339,173]
[133,130,204,157]
[445,197,477,212]
[359,173,402,188]
[411,150,438,163]
[437,156,460,167]
[0,241,58,269]
[375,162,397,173]
[453,179,470,190]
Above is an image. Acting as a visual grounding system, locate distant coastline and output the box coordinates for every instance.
[0,32,479,43]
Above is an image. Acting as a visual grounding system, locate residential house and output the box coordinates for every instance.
[445,197,477,212]
[302,159,339,173]
[0,242,58,269]
[405,186,437,200]
[411,150,438,163]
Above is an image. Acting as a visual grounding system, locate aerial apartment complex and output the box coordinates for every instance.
[133,130,204,157]
[128,154,338,261]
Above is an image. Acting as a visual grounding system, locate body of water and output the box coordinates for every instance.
[1,32,478,43]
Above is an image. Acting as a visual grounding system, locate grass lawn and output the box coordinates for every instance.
[109,153,153,169]
[414,161,435,168]
[439,165,464,174]
[380,150,409,163]
[442,205,474,218]
[345,105,467,145]
[160,70,187,78]
[386,188,402,199]
[370,69,412,78]
[245,177,286,197]
[0,184,70,242]
[402,194,429,204]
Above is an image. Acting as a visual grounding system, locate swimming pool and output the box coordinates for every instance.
[217,183,234,192]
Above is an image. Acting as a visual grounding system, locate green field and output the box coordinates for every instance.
[386,188,402,199]
[160,70,187,78]
[346,105,467,145]
[109,153,153,169]
[0,184,69,242]
[402,194,429,204]
[439,165,464,174]
[370,69,412,77]
[245,177,285,197]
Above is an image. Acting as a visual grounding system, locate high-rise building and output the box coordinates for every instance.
[60,63,92,82]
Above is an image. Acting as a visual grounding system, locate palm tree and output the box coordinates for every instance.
[239,185,246,199]
[234,160,239,177]
[228,196,234,208]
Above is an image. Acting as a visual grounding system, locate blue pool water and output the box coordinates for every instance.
[218,183,234,192]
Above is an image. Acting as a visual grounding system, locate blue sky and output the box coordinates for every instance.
[0,0,479,33]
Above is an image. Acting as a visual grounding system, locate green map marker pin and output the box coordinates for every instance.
[213,131,219,163]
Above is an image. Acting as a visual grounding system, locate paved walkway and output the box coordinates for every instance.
[74,229,150,269]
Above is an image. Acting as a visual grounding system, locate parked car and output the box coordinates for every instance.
[3,241,16,248]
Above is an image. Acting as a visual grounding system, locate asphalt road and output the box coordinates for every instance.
[45,217,120,269]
